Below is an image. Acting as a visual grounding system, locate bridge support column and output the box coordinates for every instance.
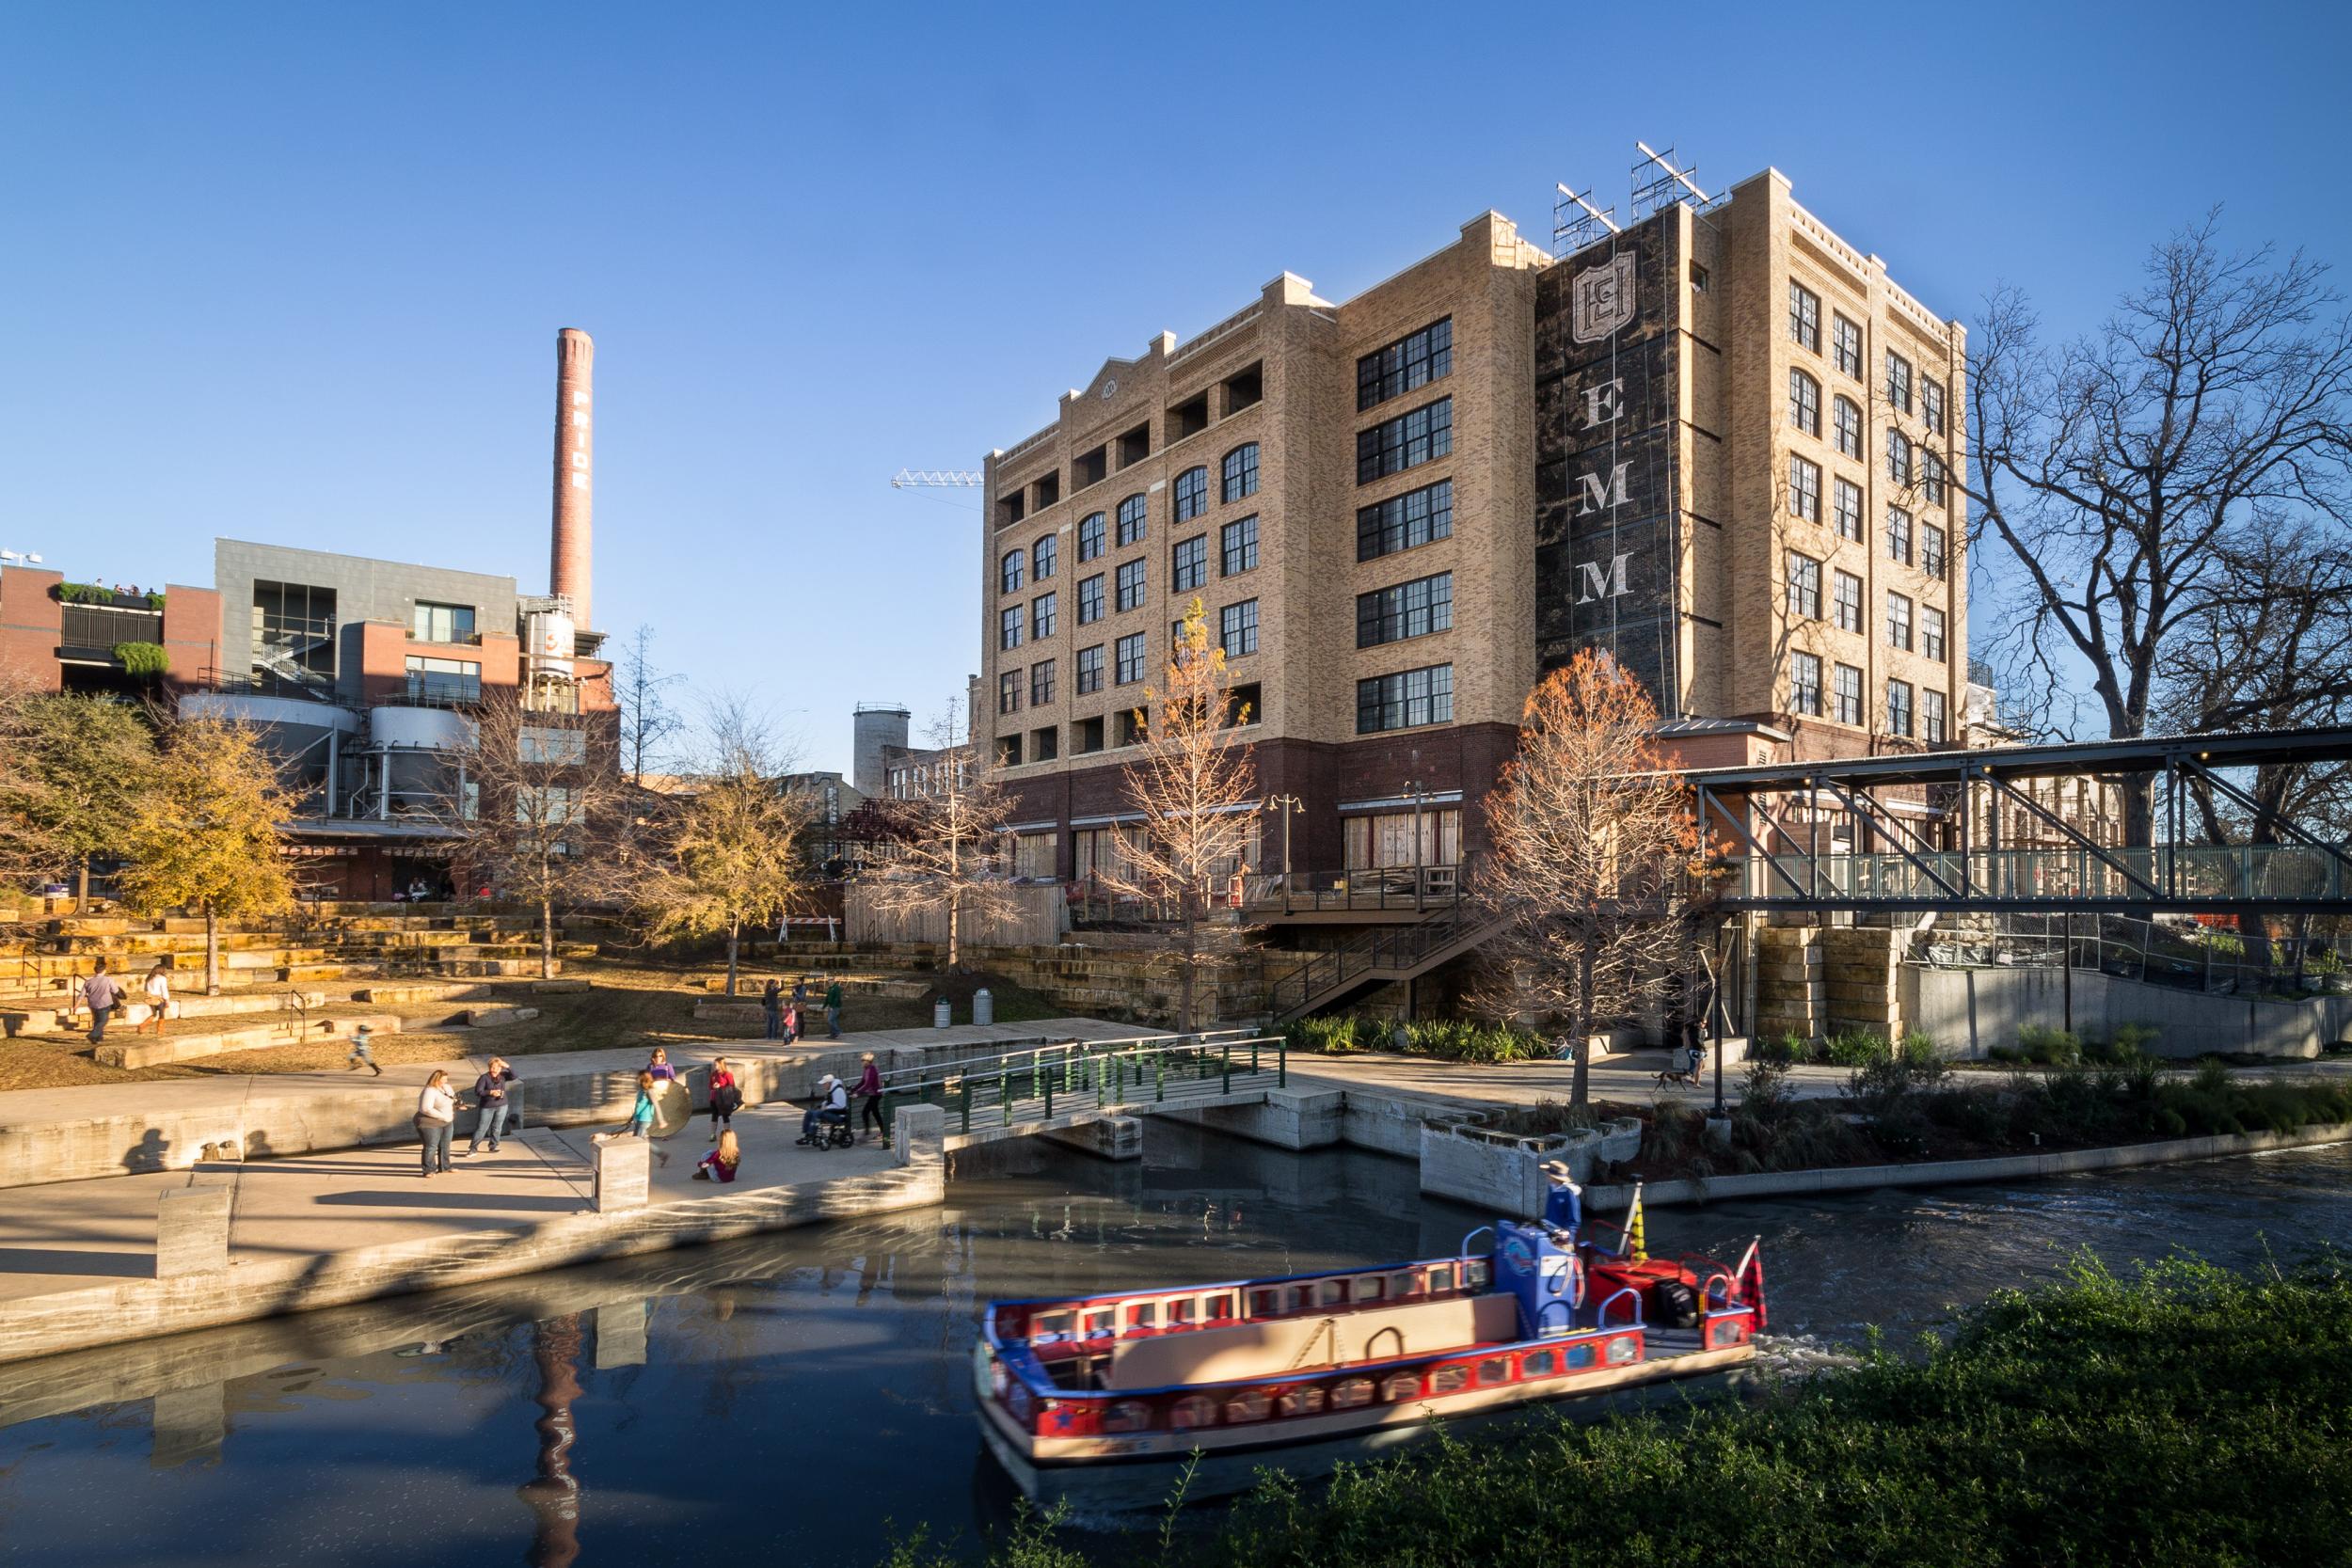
[1040,1115,1142,1162]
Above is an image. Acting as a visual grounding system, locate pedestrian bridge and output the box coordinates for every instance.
[878,1031,1289,1155]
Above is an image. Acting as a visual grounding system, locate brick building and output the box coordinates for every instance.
[976,168,1968,884]
[0,569,222,698]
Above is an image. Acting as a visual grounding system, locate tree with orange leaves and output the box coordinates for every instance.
[1477,651,1700,1108]
[1103,599,1261,1032]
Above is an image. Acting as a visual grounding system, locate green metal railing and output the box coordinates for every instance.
[876,1031,1285,1137]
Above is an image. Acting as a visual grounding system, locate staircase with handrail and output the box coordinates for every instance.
[1259,895,1496,1023]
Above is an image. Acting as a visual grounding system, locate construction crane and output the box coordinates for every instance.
[890,468,983,489]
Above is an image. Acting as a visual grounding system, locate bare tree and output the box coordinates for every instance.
[1967,214,2352,841]
[448,698,631,979]
[115,714,294,994]
[1476,652,1699,1110]
[612,624,686,788]
[866,705,1018,971]
[1100,600,1261,1033]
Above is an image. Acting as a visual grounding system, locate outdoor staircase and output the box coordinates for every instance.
[1261,899,1497,1024]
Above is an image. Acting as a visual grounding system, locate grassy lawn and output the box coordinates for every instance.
[0,959,1075,1091]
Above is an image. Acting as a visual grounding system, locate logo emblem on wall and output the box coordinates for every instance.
[1570,253,1637,344]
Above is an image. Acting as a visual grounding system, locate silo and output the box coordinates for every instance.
[851,704,910,798]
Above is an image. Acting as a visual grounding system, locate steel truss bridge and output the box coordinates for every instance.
[1692,726,2352,915]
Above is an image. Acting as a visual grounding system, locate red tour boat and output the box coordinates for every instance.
[975,1174,1766,1508]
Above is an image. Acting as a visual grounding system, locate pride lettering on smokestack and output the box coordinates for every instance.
[550,327,594,633]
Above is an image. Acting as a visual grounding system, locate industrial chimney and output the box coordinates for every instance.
[550,328,595,633]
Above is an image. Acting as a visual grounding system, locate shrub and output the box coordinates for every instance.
[1399,1018,1546,1064]
[2018,1024,2080,1066]
[1898,1031,1938,1065]
[1749,1032,1804,1065]
[1986,1043,2025,1065]
[1823,1028,1888,1068]
[113,641,167,678]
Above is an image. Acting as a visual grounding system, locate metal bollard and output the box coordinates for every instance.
[1222,1042,1232,1094]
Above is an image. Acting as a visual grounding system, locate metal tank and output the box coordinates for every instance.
[852,703,911,798]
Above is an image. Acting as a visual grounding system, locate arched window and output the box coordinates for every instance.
[1032,533,1057,579]
[1788,370,1820,436]
[999,550,1025,594]
[1116,494,1148,547]
[1172,467,1209,523]
[1077,513,1106,562]
[1220,443,1260,503]
[1833,396,1862,458]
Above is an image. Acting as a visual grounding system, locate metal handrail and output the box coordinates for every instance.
[878,1032,1287,1135]
[1263,895,1486,1018]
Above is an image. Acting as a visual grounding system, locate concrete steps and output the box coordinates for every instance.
[92,1012,402,1070]
[3,990,328,1038]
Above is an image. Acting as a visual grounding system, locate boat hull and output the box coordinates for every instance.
[977,1340,1756,1510]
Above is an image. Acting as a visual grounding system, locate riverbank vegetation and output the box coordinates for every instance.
[894,1256,2352,1567]
[1285,1015,1548,1064]
[1628,1055,2352,1181]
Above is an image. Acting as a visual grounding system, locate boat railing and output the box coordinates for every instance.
[1596,1286,1646,1328]
[993,1253,1493,1350]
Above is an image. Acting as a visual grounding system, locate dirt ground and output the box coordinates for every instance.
[0,960,1069,1091]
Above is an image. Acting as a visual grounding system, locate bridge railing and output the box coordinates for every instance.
[1722,843,2348,906]
[879,1033,1287,1137]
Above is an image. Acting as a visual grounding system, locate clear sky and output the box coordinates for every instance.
[4,1,2344,772]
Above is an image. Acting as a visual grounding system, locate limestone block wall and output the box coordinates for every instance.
[1754,926,1825,1040]
[1820,926,1902,1039]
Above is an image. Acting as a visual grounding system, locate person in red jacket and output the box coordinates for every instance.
[707,1056,743,1139]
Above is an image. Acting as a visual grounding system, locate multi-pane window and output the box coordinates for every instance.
[1031,592,1057,641]
[1833,396,1862,458]
[1834,477,1864,542]
[1924,688,1949,744]
[1887,506,1914,564]
[1786,553,1821,619]
[1922,449,1947,505]
[1789,282,1820,352]
[1115,631,1147,685]
[1220,599,1259,657]
[1886,352,1913,415]
[1833,315,1863,378]
[1356,572,1453,647]
[1172,466,1209,522]
[1076,643,1104,694]
[1790,652,1823,717]
[999,550,1024,594]
[999,605,1023,651]
[1078,512,1106,561]
[1030,659,1054,705]
[1115,558,1147,612]
[1922,378,1946,436]
[1358,318,1453,410]
[1077,574,1105,625]
[1116,493,1148,546]
[1834,663,1863,725]
[1887,678,1915,737]
[1886,592,1913,652]
[1923,605,1947,662]
[1221,443,1260,502]
[1887,429,1913,485]
[1789,369,1820,436]
[1221,515,1258,576]
[1789,455,1821,522]
[1922,522,1948,579]
[1357,398,1452,483]
[1356,664,1453,734]
[1032,533,1057,580]
[1172,535,1207,594]
[1357,479,1453,560]
[411,602,475,643]
[997,671,1021,715]
[1834,569,1864,633]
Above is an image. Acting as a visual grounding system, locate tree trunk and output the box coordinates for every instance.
[1178,901,1198,1035]
[540,895,556,980]
[77,858,89,911]
[202,902,221,995]
[947,892,961,974]
[724,921,740,997]
[1569,933,1597,1109]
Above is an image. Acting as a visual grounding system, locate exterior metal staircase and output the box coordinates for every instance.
[1261,895,1497,1023]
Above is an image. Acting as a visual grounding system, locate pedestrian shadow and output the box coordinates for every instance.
[310,1190,580,1212]
[121,1129,169,1174]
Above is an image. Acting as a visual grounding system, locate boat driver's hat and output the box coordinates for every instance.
[1539,1160,1576,1184]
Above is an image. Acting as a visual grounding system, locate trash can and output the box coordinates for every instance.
[974,989,993,1027]
[932,998,951,1029]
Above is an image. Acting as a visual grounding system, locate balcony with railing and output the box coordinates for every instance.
[404,671,484,707]
[56,602,164,660]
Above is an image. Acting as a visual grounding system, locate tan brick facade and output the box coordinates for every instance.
[977,174,1968,879]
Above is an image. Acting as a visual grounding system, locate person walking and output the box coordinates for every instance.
[345,1022,384,1075]
[594,1070,660,1146]
[693,1128,742,1183]
[415,1069,458,1179]
[824,979,844,1040]
[707,1056,742,1139]
[644,1046,678,1083]
[80,959,122,1046]
[465,1056,518,1155]
[761,978,783,1040]
[854,1052,886,1143]
[139,961,173,1037]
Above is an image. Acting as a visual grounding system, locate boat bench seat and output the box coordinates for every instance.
[1104,1293,1519,1390]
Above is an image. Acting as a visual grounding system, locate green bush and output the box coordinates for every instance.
[2018,1024,2080,1066]
[112,641,167,678]
[1283,1015,1546,1064]
[1749,1032,1804,1065]
[1898,1030,1938,1065]
[1986,1043,2026,1065]
[1822,1028,1888,1067]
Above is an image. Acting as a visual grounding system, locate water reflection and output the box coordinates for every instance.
[0,1131,2343,1567]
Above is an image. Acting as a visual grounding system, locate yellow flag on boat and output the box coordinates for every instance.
[1626,1182,1647,1262]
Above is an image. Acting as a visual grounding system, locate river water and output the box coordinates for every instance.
[0,1128,2344,1568]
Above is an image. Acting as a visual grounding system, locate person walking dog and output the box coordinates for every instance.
[415,1069,459,1179]
[466,1056,518,1155]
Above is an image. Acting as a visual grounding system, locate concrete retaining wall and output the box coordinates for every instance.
[1903,965,2352,1059]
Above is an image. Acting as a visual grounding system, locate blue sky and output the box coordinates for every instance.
[4,1,2344,771]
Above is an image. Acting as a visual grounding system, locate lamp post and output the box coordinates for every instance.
[1404,778,1429,911]
[1266,793,1303,913]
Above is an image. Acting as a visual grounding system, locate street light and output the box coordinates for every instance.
[0,551,45,566]
[1266,792,1304,911]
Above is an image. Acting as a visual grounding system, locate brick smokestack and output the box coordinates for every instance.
[550,327,595,631]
